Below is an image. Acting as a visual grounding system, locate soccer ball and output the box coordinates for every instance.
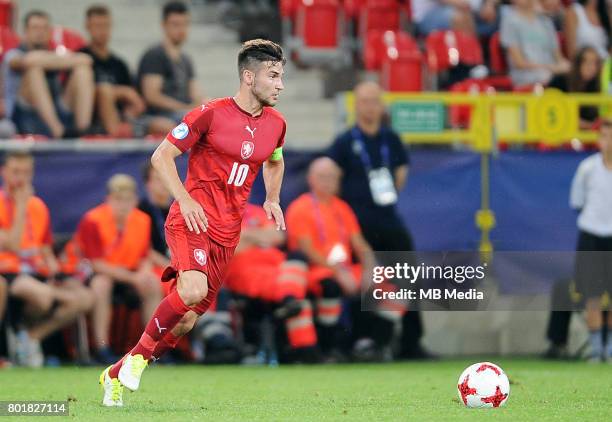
[457,362,510,408]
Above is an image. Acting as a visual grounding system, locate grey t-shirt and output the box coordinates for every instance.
[2,46,62,117]
[570,153,612,237]
[136,44,195,113]
[500,8,559,87]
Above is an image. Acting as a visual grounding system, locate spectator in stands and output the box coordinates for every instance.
[74,174,162,364]
[224,203,316,362]
[136,1,204,135]
[286,157,376,361]
[570,117,612,363]
[564,0,611,60]
[500,0,570,87]
[81,5,146,137]
[2,10,94,138]
[539,0,565,31]
[412,0,476,36]
[472,0,501,38]
[0,151,93,366]
[549,46,602,128]
[327,81,430,360]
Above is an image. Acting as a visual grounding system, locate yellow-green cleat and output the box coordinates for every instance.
[118,354,148,391]
[99,365,124,407]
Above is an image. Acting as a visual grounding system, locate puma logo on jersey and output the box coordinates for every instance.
[154,318,167,334]
[245,125,256,138]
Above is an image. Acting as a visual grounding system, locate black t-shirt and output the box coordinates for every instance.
[136,44,195,112]
[79,46,132,86]
[138,197,170,256]
[327,125,409,227]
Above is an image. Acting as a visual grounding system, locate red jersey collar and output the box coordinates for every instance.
[230,97,266,119]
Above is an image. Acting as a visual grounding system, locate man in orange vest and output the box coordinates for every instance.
[0,151,94,367]
[224,203,317,361]
[75,174,162,364]
[286,157,376,360]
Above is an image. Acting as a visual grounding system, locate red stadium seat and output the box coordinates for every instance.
[448,79,495,128]
[295,0,340,49]
[0,0,14,29]
[426,30,483,73]
[379,30,422,91]
[358,0,401,40]
[0,25,18,60]
[280,0,299,18]
[50,26,87,53]
[489,32,506,74]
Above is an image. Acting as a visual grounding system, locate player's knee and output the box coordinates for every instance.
[320,278,342,298]
[177,271,209,306]
[90,274,113,297]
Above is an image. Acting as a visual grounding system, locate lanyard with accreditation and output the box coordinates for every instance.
[351,126,398,206]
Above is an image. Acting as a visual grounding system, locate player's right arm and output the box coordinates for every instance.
[151,140,208,234]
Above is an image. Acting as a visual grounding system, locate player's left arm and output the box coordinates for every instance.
[394,165,409,192]
[262,154,286,231]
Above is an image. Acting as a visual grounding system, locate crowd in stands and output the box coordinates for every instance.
[283,0,611,109]
[0,1,202,140]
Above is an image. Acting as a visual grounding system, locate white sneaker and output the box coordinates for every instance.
[99,366,124,407]
[15,330,43,368]
[118,354,148,391]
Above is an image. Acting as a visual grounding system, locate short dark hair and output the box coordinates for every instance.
[162,1,188,21]
[86,4,110,19]
[237,39,286,79]
[2,151,34,166]
[23,10,49,27]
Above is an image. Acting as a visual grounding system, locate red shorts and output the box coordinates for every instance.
[162,220,236,315]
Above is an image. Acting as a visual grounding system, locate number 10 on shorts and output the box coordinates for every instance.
[227,162,249,186]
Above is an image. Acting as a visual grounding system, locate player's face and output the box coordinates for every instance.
[108,191,138,220]
[86,14,112,47]
[163,13,190,46]
[24,16,51,49]
[1,157,34,192]
[251,61,284,107]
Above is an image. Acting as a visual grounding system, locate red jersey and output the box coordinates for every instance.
[166,97,286,247]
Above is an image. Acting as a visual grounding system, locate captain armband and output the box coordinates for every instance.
[269,147,283,161]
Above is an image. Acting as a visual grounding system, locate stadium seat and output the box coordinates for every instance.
[50,26,87,53]
[293,0,351,67]
[0,25,18,60]
[488,32,506,75]
[378,30,422,91]
[358,0,401,40]
[0,0,13,29]
[426,30,483,73]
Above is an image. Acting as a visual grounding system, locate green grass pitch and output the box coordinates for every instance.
[2,359,611,421]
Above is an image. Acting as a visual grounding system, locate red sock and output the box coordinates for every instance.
[108,290,190,378]
[152,332,182,361]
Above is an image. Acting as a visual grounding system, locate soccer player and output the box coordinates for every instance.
[100,39,287,406]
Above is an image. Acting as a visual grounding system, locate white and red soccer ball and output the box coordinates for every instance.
[457,362,510,408]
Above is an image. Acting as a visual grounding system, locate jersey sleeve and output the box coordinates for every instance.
[166,105,214,152]
[76,217,104,260]
[277,120,286,148]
